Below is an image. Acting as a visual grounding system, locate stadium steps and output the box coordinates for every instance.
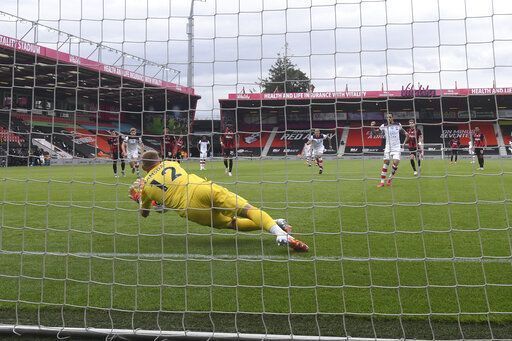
[32,138,73,159]
[66,128,111,154]
[261,127,278,157]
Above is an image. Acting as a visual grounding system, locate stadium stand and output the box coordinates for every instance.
[220,90,506,157]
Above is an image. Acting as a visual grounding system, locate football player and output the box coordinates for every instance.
[129,151,309,252]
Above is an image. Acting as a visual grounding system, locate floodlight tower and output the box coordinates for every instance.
[187,0,206,88]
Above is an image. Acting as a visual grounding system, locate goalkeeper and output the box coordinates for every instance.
[130,151,309,252]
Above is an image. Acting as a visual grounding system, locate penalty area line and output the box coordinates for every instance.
[0,250,510,263]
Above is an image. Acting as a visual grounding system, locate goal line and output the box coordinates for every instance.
[0,250,509,263]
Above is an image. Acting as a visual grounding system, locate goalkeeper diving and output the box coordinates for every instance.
[129,151,309,252]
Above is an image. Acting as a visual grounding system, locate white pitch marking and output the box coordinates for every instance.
[0,250,510,263]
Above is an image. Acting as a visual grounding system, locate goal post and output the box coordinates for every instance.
[1,1,512,340]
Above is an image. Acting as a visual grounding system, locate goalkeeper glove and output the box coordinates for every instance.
[129,179,144,203]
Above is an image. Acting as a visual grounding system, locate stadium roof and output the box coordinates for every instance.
[222,86,512,102]
[0,34,197,97]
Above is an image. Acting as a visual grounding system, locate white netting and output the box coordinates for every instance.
[0,0,512,340]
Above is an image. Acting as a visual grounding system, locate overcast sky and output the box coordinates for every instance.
[1,0,512,119]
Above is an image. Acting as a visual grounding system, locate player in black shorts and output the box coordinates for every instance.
[449,136,460,163]
[108,130,125,177]
[403,119,423,176]
[172,136,185,163]
[220,126,237,176]
[471,127,486,170]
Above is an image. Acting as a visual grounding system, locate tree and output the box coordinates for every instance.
[258,53,311,93]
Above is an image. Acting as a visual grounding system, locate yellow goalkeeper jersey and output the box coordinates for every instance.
[141,161,208,210]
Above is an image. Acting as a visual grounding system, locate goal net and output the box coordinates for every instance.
[1,0,512,340]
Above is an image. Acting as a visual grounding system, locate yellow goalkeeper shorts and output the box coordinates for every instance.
[180,182,249,228]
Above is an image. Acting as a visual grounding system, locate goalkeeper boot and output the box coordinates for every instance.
[287,237,309,252]
[275,219,292,233]
[276,235,309,252]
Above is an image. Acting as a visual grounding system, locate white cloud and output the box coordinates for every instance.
[336,53,361,77]
[311,30,336,54]
[361,26,387,51]
[238,12,262,36]
[336,28,361,52]
[412,0,439,22]
[310,54,335,78]
[413,47,440,73]
[438,0,466,19]
[286,8,311,33]
[361,51,387,76]
[386,25,412,49]
[466,17,494,43]
[494,41,512,67]
[386,0,412,24]
[465,0,493,17]
[387,49,413,75]
[237,36,262,60]
[412,22,439,47]
[311,6,335,30]
[439,20,467,45]
[336,3,361,28]
[361,1,387,26]
[467,43,494,69]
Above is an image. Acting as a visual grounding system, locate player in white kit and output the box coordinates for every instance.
[307,129,330,174]
[122,127,144,177]
[468,139,476,163]
[197,135,211,170]
[373,113,406,187]
[301,142,313,166]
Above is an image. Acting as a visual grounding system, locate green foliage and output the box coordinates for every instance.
[259,53,311,93]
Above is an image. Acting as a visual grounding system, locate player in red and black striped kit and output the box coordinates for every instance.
[471,127,486,170]
[161,128,174,160]
[403,119,423,176]
[108,130,125,177]
[172,136,185,162]
[220,126,237,176]
[449,136,460,163]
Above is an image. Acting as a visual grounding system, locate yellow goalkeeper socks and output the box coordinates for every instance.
[243,207,276,232]
[234,218,287,237]
[233,218,260,231]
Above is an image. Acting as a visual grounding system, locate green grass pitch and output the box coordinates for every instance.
[1,157,512,339]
